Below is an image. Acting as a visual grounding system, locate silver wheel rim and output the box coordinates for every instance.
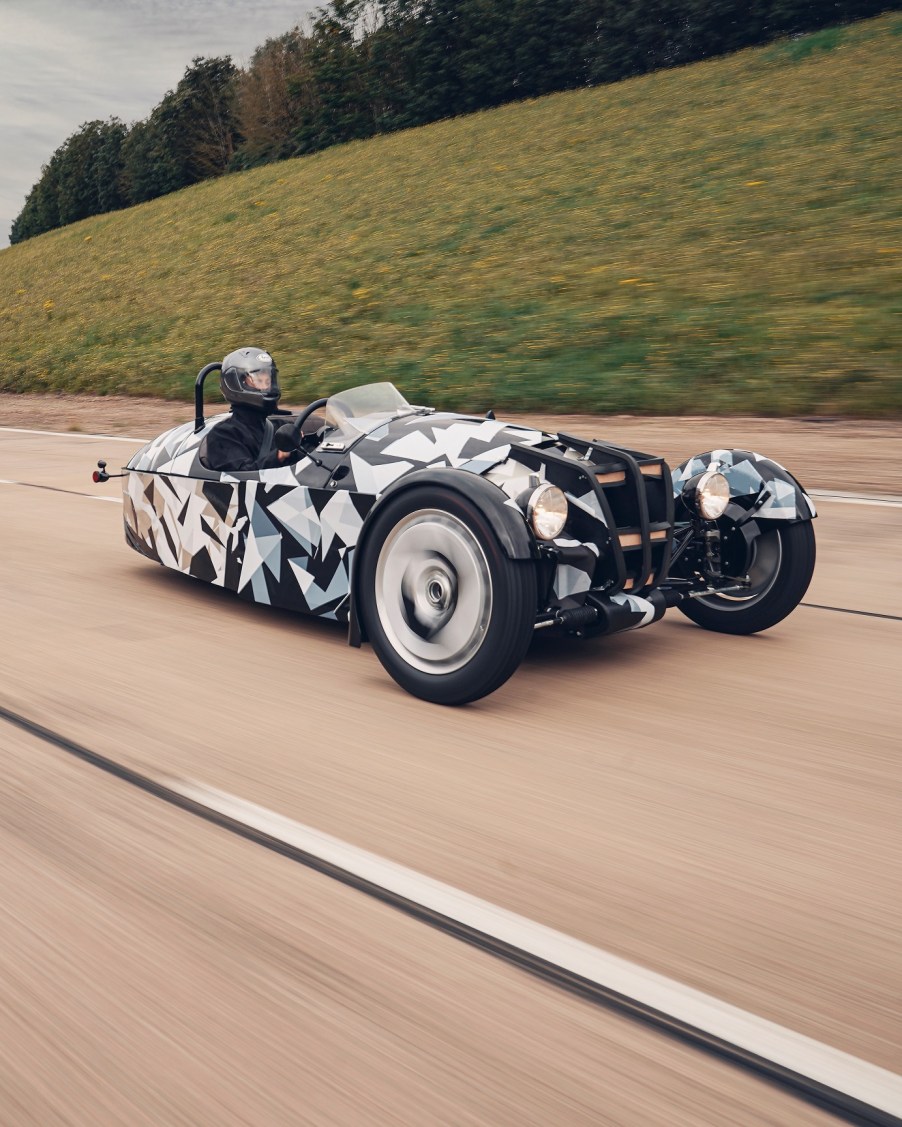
[375,510,492,674]
[697,529,782,611]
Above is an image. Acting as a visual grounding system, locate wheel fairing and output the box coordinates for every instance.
[671,450,816,524]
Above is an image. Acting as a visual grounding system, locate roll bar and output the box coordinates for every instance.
[194,362,222,433]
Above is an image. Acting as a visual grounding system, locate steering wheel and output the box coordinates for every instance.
[274,398,330,454]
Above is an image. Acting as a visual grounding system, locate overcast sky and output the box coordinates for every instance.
[0,1,317,248]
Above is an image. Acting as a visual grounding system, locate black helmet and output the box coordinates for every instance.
[220,346,280,410]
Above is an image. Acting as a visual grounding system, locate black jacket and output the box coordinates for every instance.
[202,405,290,472]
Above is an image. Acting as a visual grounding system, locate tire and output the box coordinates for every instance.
[358,487,537,704]
[678,521,815,635]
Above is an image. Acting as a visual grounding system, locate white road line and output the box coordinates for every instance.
[809,490,902,509]
[172,776,902,1120]
[0,426,148,442]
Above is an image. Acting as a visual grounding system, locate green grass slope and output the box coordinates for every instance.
[1,15,900,415]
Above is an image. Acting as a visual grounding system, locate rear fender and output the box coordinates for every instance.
[347,466,535,646]
[672,449,817,526]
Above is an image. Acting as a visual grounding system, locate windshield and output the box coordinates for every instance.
[322,382,412,439]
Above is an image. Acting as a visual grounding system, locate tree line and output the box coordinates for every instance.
[10,0,892,243]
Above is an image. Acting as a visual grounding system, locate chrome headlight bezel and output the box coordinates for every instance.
[526,483,569,540]
[683,469,731,521]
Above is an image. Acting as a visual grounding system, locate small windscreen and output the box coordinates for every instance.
[323,382,411,432]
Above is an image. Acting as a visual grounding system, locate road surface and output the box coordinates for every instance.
[0,425,899,1125]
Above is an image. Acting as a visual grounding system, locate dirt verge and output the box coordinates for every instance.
[1,393,899,494]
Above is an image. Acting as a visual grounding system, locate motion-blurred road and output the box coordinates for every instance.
[1,427,899,1125]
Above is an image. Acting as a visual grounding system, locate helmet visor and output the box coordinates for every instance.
[242,361,277,394]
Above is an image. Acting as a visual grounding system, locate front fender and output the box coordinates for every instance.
[347,466,536,646]
[672,449,817,525]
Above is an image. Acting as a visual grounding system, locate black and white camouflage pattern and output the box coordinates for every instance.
[121,406,815,631]
[481,456,604,606]
[671,449,816,522]
[123,410,562,621]
[124,469,367,619]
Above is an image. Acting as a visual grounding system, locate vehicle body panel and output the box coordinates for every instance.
[123,408,551,622]
[118,387,816,644]
[672,449,817,523]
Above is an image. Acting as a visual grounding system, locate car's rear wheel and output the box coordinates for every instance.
[678,521,815,635]
[359,488,537,704]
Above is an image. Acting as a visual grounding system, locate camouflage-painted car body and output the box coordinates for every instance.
[119,390,817,642]
[124,407,555,623]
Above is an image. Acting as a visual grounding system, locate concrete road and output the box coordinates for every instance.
[0,725,839,1127]
[0,428,899,1123]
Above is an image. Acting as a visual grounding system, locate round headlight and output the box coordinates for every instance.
[696,470,730,520]
[527,484,568,540]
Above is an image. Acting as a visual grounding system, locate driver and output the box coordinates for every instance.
[202,347,303,472]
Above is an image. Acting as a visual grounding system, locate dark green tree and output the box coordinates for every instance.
[10,159,61,243]
[120,56,240,205]
[119,110,184,203]
[56,119,129,224]
[175,55,242,181]
[509,0,604,97]
[296,1,374,153]
[10,119,127,242]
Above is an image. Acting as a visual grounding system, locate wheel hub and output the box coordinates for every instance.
[700,528,783,608]
[404,558,458,637]
[426,567,453,608]
[375,511,492,674]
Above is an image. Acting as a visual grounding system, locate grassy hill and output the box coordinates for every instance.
[1,15,899,416]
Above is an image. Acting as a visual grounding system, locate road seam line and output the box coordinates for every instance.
[801,604,902,622]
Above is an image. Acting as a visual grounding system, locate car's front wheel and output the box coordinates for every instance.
[358,488,537,704]
[678,521,815,635]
